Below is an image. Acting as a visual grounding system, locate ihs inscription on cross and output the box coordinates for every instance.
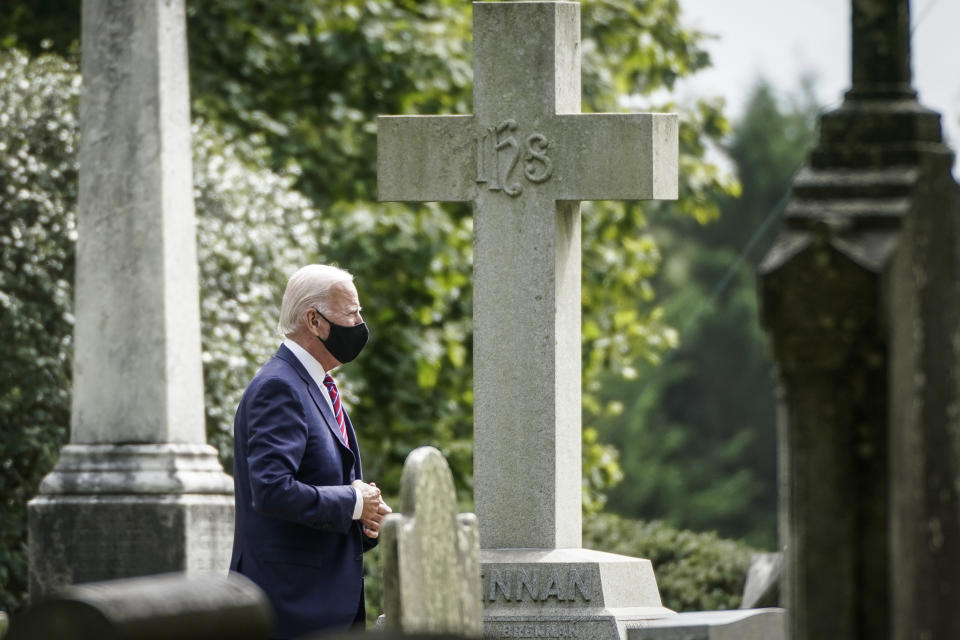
[377,1,678,551]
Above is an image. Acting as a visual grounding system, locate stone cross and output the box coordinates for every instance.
[28,0,233,598]
[378,0,676,551]
[381,446,483,637]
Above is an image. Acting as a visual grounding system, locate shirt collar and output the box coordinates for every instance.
[282,337,328,391]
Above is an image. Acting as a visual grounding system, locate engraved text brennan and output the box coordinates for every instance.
[483,567,593,603]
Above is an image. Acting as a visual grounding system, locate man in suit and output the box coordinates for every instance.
[230,264,391,639]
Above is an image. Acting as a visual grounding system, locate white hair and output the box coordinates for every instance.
[277,264,354,335]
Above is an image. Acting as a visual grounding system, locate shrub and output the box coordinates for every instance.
[583,512,755,611]
[192,123,324,470]
[0,48,77,614]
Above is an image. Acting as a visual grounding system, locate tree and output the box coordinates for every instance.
[599,78,820,548]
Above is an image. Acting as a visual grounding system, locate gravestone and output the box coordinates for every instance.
[8,573,271,640]
[380,446,483,637]
[379,2,677,638]
[627,609,786,640]
[739,553,781,609]
[314,633,467,640]
[27,0,234,598]
[759,0,960,638]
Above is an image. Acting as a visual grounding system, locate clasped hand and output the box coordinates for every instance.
[352,479,392,539]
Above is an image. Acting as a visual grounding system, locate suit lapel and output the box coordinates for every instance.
[343,412,363,479]
[275,345,355,458]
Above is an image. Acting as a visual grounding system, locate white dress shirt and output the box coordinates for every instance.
[282,338,363,520]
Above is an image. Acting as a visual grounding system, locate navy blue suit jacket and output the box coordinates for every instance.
[230,344,376,639]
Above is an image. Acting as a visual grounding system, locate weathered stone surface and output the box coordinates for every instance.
[9,573,271,640]
[627,609,786,640]
[381,447,482,637]
[28,494,234,599]
[885,141,960,640]
[378,1,677,551]
[74,0,205,446]
[481,548,671,640]
[27,0,233,600]
[378,4,678,638]
[849,0,911,96]
[311,633,468,640]
[739,553,781,609]
[37,444,233,495]
[758,1,960,639]
[481,549,663,612]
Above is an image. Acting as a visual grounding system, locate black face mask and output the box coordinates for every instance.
[317,311,369,363]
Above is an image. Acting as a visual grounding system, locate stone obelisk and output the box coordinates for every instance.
[28,0,234,599]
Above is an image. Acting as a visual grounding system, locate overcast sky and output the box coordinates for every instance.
[673,0,960,174]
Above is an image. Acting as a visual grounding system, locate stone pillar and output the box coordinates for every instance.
[27,0,234,599]
[759,0,960,638]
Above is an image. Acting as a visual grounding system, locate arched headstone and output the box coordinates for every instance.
[381,447,482,637]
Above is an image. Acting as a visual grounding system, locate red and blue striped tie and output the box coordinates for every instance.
[322,373,349,447]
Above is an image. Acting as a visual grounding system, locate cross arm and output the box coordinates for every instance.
[377,115,475,203]
[551,112,678,202]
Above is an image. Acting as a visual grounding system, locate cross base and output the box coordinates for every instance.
[628,609,787,639]
[480,548,673,640]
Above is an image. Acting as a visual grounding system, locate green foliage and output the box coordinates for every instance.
[187,1,473,207]
[320,199,475,495]
[600,265,777,545]
[193,124,325,468]
[584,512,755,611]
[0,49,78,613]
[599,78,820,549]
[715,78,819,252]
[182,0,736,511]
[0,1,79,56]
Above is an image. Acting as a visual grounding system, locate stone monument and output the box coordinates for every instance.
[759,0,960,638]
[380,446,483,637]
[9,573,271,640]
[27,0,234,598]
[628,609,785,640]
[379,3,677,638]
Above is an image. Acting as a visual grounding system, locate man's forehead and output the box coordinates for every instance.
[330,281,360,308]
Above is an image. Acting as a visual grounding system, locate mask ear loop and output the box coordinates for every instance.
[311,308,330,347]
[314,308,330,333]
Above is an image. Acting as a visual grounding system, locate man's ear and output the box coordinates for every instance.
[305,308,320,333]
